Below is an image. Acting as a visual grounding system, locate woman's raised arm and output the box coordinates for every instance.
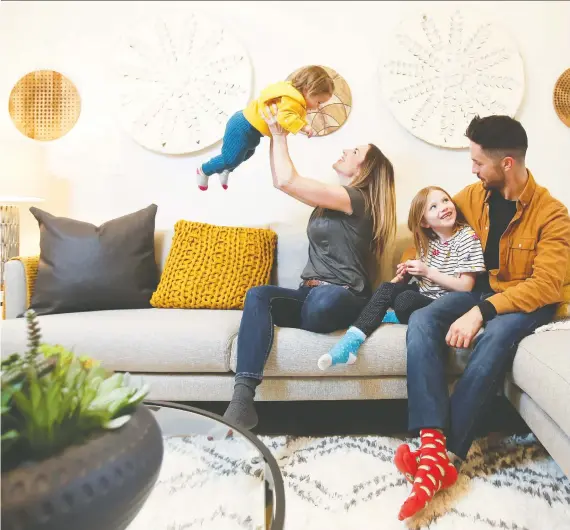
[263,105,354,214]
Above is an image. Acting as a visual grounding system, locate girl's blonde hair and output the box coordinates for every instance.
[350,144,397,258]
[290,66,335,97]
[407,186,466,260]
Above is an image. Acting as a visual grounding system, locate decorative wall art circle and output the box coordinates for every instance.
[116,13,252,154]
[553,68,570,127]
[379,7,525,148]
[287,66,352,136]
[8,70,81,141]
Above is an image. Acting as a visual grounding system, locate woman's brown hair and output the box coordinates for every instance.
[407,186,466,259]
[350,144,397,258]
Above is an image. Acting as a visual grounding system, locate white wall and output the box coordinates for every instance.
[1,0,569,257]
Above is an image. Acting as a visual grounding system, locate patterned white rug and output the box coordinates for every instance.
[128,433,570,530]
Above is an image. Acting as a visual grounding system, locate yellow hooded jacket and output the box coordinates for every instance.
[242,81,307,137]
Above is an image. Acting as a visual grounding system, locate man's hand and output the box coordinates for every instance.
[259,104,288,136]
[405,259,429,278]
[446,306,483,348]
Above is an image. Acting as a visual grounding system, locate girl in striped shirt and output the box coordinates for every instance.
[318,186,485,370]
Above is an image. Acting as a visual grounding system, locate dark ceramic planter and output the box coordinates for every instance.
[1,405,163,530]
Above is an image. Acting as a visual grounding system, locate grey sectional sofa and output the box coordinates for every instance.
[2,222,569,476]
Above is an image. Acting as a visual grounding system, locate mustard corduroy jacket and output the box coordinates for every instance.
[453,170,570,314]
[242,81,307,137]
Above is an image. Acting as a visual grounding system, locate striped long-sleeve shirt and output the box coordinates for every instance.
[416,225,486,299]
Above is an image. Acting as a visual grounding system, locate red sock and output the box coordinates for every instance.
[394,444,420,483]
[398,429,458,521]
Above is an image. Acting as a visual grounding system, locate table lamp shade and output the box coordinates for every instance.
[0,138,46,201]
[0,139,46,289]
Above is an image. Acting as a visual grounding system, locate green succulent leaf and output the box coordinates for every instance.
[104,415,131,430]
[127,386,150,406]
[97,373,124,395]
[1,430,20,441]
[89,387,131,412]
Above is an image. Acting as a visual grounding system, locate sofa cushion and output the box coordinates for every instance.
[1,308,242,373]
[511,330,570,436]
[229,324,468,377]
[504,376,570,477]
[151,221,277,310]
[28,204,159,316]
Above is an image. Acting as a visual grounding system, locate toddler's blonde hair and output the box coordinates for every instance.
[290,66,334,97]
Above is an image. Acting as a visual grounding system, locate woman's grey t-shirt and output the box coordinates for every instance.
[301,186,374,296]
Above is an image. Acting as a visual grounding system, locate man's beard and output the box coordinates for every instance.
[479,174,500,190]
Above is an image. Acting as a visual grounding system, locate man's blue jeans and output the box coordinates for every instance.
[235,285,369,380]
[406,291,555,459]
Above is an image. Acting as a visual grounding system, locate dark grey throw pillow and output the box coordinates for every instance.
[28,204,159,316]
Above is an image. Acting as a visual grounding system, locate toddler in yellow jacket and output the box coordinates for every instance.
[197,65,334,190]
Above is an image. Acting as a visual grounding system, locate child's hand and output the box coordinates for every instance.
[405,259,429,278]
[302,126,316,138]
[390,272,407,283]
[396,262,408,277]
[391,262,409,283]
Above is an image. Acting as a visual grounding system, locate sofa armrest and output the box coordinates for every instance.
[3,256,39,319]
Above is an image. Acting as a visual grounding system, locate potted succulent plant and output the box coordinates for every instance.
[1,311,163,530]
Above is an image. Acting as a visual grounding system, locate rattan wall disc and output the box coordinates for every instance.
[554,68,570,127]
[8,70,81,141]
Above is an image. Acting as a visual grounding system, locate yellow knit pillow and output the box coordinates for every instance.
[151,221,277,310]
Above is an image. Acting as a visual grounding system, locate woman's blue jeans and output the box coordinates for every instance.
[235,285,369,380]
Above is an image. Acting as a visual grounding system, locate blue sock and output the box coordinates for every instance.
[382,310,400,324]
[317,326,366,370]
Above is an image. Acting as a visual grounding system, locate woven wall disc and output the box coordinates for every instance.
[8,70,81,141]
[287,66,352,137]
[116,13,252,155]
[554,68,570,127]
[379,7,524,148]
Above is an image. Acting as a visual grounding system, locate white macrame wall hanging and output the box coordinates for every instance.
[380,7,525,149]
[116,12,252,154]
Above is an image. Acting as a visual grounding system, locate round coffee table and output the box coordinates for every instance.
[128,401,285,530]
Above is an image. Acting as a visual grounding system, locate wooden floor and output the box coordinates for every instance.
[181,397,530,438]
